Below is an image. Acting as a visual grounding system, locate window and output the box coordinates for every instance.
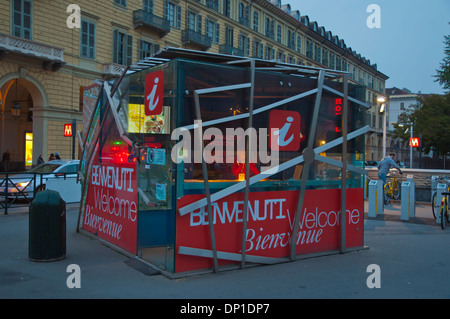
[400,102,405,110]
[306,39,313,59]
[12,0,32,39]
[206,19,220,43]
[315,44,321,63]
[165,1,181,28]
[187,10,202,32]
[253,39,263,58]
[287,55,295,64]
[265,45,274,60]
[113,30,133,66]
[336,57,342,70]
[287,29,294,49]
[296,35,301,53]
[206,0,218,11]
[239,3,250,27]
[238,34,250,56]
[139,40,160,60]
[322,48,328,67]
[225,26,233,46]
[277,51,285,63]
[276,24,282,43]
[143,0,153,12]
[80,20,95,59]
[265,18,274,39]
[114,0,127,7]
[253,10,259,32]
[223,0,231,17]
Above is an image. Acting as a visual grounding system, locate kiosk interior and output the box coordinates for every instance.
[79,48,369,277]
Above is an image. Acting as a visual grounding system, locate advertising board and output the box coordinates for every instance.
[176,188,363,272]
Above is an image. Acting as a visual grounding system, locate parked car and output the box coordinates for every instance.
[0,160,80,200]
[364,161,379,167]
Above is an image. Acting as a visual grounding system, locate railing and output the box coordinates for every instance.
[133,9,171,37]
[219,44,244,56]
[181,29,212,50]
[0,172,77,214]
[0,32,64,62]
[103,63,126,77]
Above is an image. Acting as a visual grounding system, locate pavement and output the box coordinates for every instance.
[0,199,449,302]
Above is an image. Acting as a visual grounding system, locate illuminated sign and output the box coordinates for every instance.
[335,98,342,133]
[64,124,73,137]
[409,137,420,148]
[269,110,301,151]
[127,104,167,134]
[144,70,164,116]
[25,132,32,167]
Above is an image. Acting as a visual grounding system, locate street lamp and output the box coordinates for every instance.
[377,96,387,159]
[399,123,413,168]
[11,79,21,120]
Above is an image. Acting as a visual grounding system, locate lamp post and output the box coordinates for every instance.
[399,123,413,168]
[377,96,387,159]
[11,79,21,119]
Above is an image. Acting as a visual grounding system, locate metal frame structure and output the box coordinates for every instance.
[77,47,369,274]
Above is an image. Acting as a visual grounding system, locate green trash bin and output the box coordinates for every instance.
[29,190,66,261]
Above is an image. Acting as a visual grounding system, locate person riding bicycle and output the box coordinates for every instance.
[377,152,403,184]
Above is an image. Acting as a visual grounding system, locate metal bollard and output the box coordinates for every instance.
[431,176,439,203]
[401,181,415,221]
[368,179,383,217]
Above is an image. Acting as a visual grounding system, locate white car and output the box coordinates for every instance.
[0,160,80,201]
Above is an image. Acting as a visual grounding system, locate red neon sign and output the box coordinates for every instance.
[335,98,342,133]
[64,124,72,137]
[409,137,419,147]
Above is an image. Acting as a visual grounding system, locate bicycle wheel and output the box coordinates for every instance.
[446,200,450,223]
[392,181,400,199]
[432,192,437,219]
[383,183,390,205]
[441,200,447,230]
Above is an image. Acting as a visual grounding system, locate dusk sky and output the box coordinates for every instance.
[289,0,450,94]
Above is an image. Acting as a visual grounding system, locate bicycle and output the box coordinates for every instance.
[431,176,450,220]
[383,170,400,205]
[439,191,450,230]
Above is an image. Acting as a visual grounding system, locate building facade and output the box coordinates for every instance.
[385,87,422,167]
[0,0,388,170]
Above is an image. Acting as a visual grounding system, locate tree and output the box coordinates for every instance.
[392,30,450,156]
[435,32,450,93]
[392,94,450,155]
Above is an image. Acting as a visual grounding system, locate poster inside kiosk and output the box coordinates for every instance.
[79,49,368,276]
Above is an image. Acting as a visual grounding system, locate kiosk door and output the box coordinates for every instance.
[137,140,176,248]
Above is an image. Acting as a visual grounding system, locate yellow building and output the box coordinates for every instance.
[0,0,387,170]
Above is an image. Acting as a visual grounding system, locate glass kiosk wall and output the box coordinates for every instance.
[80,55,367,276]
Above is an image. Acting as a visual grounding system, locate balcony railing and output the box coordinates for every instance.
[103,63,126,77]
[219,44,244,57]
[0,33,65,70]
[181,29,212,50]
[133,10,171,37]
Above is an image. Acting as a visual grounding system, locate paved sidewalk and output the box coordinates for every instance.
[0,200,449,300]
[364,198,437,225]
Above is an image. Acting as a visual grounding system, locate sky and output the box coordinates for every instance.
[289,0,450,94]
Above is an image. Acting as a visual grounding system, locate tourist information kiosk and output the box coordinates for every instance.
[78,48,369,277]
